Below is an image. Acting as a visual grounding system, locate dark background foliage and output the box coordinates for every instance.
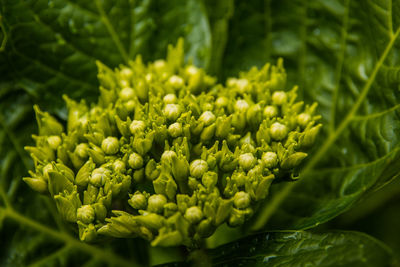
[1,0,400,266]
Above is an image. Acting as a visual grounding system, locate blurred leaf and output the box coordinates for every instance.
[0,0,211,114]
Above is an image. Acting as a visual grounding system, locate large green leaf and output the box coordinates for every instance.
[159,231,395,266]
[0,0,211,114]
[223,0,400,231]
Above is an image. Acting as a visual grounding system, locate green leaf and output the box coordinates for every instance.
[208,231,395,267]
[0,0,211,114]
[232,0,400,231]
[158,231,395,266]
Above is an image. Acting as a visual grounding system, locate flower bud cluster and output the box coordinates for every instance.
[24,40,321,247]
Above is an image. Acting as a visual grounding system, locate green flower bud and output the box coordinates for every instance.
[113,159,126,173]
[133,168,145,183]
[184,206,203,224]
[47,136,62,150]
[163,104,181,121]
[23,177,48,193]
[300,124,322,147]
[153,172,178,201]
[186,65,204,93]
[54,190,81,222]
[215,96,229,108]
[101,137,119,155]
[255,174,274,200]
[190,159,208,179]
[281,152,308,169]
[161,150,177,165]
[129,193,147,210]
[129,120,146,135]
[263,105,278,118]
[119,87,135,101]
[200,123,216,142]
[147,194,167,214]
[270,122,287,140]
[75,143,89,159]
[201,171,218,189]
[235,78,249,93]
[77,205,95,224]
[42,163,53,181]
[133,132,154,155]
[215,199,233,225]
[87,147,105,165]
[168,75,184,89]
[145,159,159,180]
[272,91,287,105]
[199,111,216,126]
[120,67,133,79]
[262,152,278,168]
[34,105,64,136]
[47,170,74,196]
[154,59,166,72]
[297,113,311,128]
[168,122,182,138]
[79,223,97,242]
[163,93,178,104]
[93,203,107,222]
[246,104,262,127]
[233,191,251,209]
[90,167,110,187]
[215,115,232,139]
[163,202,178,218]
[171,155,189,182]
[129,152,144,169]
[234,99,249,112]
[75,159,95,186]
[25,146,55,163]
[196,219,215,238]
[238,153,256,170]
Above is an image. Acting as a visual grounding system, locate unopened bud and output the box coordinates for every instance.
[199,111,216,126]
[263,105,278,118]
[101,137,119,155]
[75,143,89,159]
[119,87,135,101]
[77,205,95,224]
[90,167,110,187]
[163,104,181,121]
[270,122,287,140]
[233,191,251,209]
[235,99,249,112]
[238,153,256,170]
[163,93,177,104]
[129,152,144,169]
[147,194,167,214]
[272,91,287,105]
[168,122,183,138]
[262,152,278,168]
[190,159,208,178]
[297,113,311,128]
[129,193,147,210]
[129,120,146,135]
[168,75,184,89]
[184,206,203,224]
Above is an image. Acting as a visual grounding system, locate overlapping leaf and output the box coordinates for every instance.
[158,231,394,266]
